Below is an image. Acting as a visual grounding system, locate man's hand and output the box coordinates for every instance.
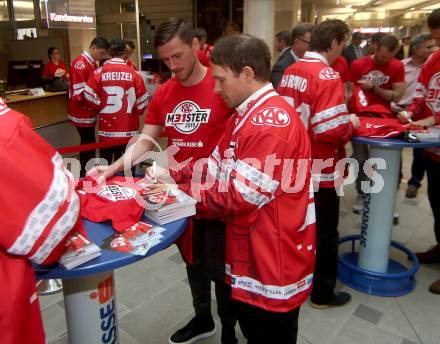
[349,113,360,129]
[144,182,178,194]
[358,80,374,91]
[145,164,174,184]
[405,116,435,129]
[87,165,117,185]
[397,111,413,124]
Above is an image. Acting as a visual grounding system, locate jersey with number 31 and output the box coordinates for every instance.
[84,58,149,141]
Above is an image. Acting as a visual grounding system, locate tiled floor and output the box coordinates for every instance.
[41,147,440,344]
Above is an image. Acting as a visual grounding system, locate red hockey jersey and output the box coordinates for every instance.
[349,55,404,117]
[68,51,98,127]
[332,55,350,83]
[354,117,408,138]
[407,50,440,162]
[84,58,148,141]
[176,84,316,312]
[0,100,81,344]
[277,52,354,188]
[126,58,137,71]
[77,176,147,231]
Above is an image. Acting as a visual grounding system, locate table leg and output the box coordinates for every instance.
[63,271,119,344]
[37,279,63,295]
[358,146,401,273]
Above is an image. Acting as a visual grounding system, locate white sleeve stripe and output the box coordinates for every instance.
[281,95,295,107]
[73,88,85,96]
[313,115,350,134]
[233,178,274,208]
[84,92,100,106]
[312,171,341,182]
[235,159,279,194]
[136,92,149,104]
[30,191,79,264]
[7,154,69,256]
[212,146,221,163]
[208,158,220,180]
[297,202,316,232]
[136,99,149,110]
[73,82,86,90]
[311,104,347,125]
[68,115,96,123]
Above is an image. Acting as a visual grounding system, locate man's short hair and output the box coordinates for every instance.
[109,37,127,57]
[210,34,271,82]
[125,39,135,50]
[194,27,207,40]
[371,32,387,44]
[154,18,193,48]
[427,8,440,29]
[409,33,433,56]
[377,35,399,52]
[352,32,364,40]
[310,19,349,52]
[291,23,314,42]
[276,30,292,46]
[90,37,110,50]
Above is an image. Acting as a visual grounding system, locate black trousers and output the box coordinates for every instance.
[186,218,236,325]
[75,126,96,177]
[426,156,440,244]
[100,145,125,165]
[408,148,426,188]
[234,299,300,344]
[311,187,340,304]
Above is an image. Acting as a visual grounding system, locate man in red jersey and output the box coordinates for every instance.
[69,37,110,176]
[150,33,315,344]
[124,39,138,71]
[84,38,148,165]
[278,19,356,309]
[398,8,440,294]
[89,18,236,343]
[0,98,82,344]
[332,55,351,101]
[348,35,405,213]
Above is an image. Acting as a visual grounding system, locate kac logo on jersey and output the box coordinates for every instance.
[165,101,211,134]
[319,67,340,80]
[251,107,290,127]
[98,185,136,202]
[361,70,390,85]
[427,72,440,112]
[74,61,86,70]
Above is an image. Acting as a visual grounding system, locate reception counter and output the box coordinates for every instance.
[5,91,68,128]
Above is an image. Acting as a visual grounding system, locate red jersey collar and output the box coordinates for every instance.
[81,51,96,66]
[236,83,274,116]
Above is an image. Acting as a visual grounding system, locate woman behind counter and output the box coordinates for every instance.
[43,47,69,80]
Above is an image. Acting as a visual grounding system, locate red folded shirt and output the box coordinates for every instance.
[76,176,149,231]
[354,117,418,138]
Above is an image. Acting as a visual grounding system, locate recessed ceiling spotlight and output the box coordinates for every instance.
[410,7,415,11]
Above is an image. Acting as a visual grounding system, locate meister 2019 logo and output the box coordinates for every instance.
[165,101,211,134]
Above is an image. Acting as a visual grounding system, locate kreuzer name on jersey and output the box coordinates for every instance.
[102,71,133,81]
[279,74,308,92]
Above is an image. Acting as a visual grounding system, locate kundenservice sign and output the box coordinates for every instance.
[43,0,96,29]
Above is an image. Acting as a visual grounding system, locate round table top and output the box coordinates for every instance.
[34,217,187,279]
[352,136,440,149]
